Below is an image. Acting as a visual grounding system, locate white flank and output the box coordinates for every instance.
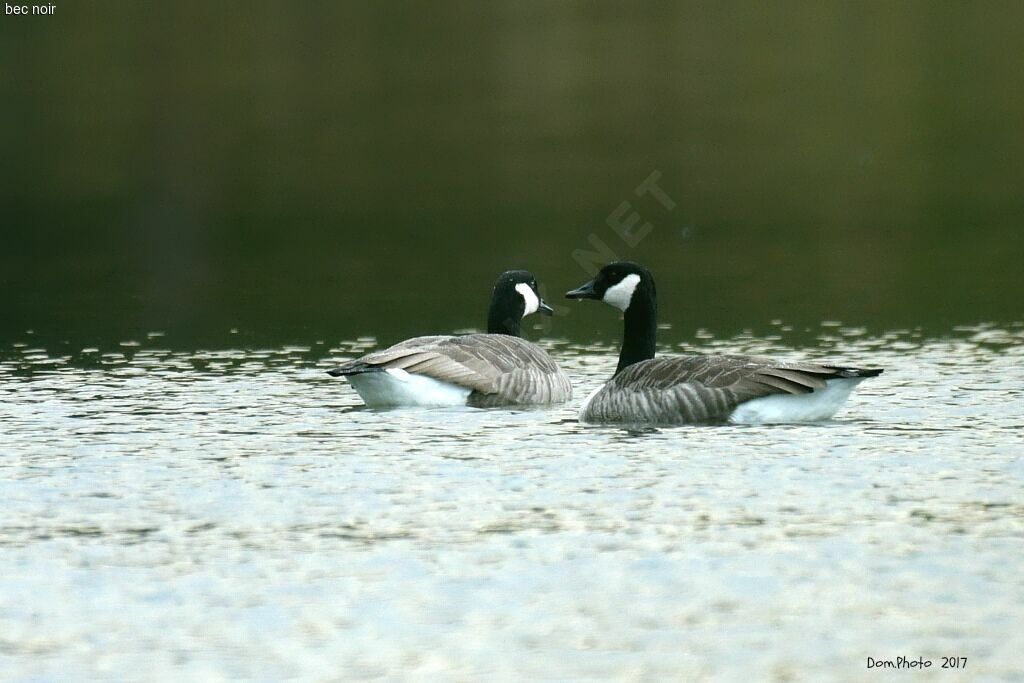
[729,378,865,424]
[347,368,471,407]
[603,273,641,311]
[515,282,539,316]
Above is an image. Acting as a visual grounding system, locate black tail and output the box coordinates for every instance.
[829,367,883,379]
[326,362,382,377]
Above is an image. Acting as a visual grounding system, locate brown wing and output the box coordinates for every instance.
[583,355,879,424]
[328,334,571,405]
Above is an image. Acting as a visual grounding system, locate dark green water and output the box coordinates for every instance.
[3,1,1023,350]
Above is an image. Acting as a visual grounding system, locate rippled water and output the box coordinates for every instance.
[2,325,1023,680]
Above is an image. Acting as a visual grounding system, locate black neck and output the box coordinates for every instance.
[615,283,656,375]
[487,298,522,336]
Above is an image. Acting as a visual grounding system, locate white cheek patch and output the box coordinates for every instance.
[515,282,540,317]
[602,273,641,311]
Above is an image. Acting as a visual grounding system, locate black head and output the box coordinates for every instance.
[566,262,658,374]
[565,261,653,312]
[487,270,554,335]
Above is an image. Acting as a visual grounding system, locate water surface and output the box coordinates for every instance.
[3,324,1022,680]
[5,2,1024,341]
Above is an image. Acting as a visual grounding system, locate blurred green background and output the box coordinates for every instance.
[2,1,1022,348]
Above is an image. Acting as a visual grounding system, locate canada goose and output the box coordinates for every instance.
[565,262,882,424]
[328,270,572,407]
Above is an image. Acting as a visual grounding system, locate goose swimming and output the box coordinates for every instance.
[329,270,571,407]
[565,262,882,424]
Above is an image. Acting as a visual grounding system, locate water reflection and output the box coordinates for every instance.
[1,325,1022,677]
[5,4,1024,345]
